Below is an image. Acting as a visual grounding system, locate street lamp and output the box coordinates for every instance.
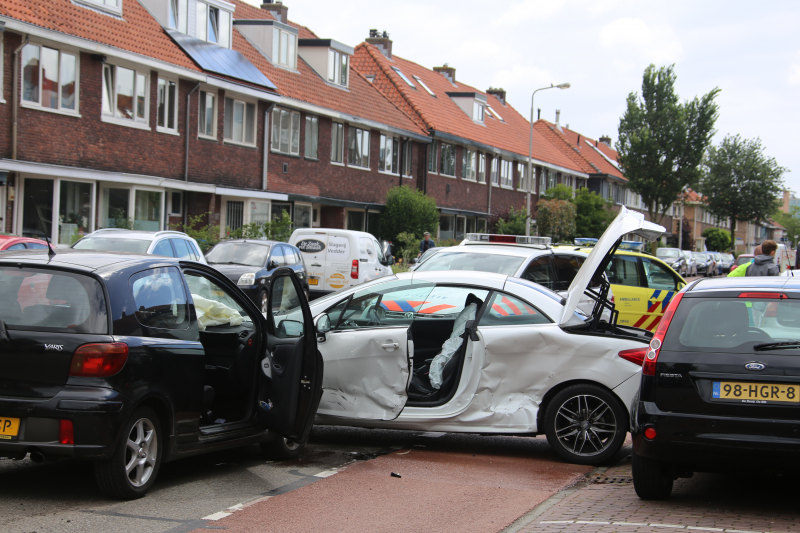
[526,83,571,236]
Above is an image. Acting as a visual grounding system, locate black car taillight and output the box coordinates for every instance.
[69,343,129,377]
[643,292,684,376]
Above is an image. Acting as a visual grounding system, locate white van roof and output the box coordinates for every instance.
[291,228,378,240]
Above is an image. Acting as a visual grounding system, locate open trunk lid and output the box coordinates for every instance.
[560,207,665,325]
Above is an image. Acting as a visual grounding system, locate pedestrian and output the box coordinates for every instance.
[745,240,780,276]
[728,245,761,277]
[418,231,435,258]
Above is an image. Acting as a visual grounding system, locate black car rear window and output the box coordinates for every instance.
[664,296,800,353]
[0,267,107,334]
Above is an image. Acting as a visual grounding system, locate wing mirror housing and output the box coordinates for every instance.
[410,258,418,264]
[277,319,304,338]
[268,260,279,270]
[315,313,331,342]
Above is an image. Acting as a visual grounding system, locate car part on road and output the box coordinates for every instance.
[631,450,673,500]
[260,434,305,460]
[94,407,162,500]
[544,384,627,465]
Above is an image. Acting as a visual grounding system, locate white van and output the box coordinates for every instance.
[289,229,393,298]
[776,243,797,274]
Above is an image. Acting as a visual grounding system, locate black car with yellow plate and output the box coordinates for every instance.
[0,249,322,499]
[630,276,800,499]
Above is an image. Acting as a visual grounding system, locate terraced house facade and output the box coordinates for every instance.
[0,0,660,243]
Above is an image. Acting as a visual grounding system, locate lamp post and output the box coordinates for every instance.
[526,83,570,236]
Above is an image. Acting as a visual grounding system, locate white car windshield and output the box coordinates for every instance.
[73,237,151,254]
[414,251,525,275]
[657,249,681,259]
[207,243,270,267]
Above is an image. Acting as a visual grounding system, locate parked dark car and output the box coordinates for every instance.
[205,240,309,312]
[631,277,800,499]
[692,252,715,277]
[0,249,322,499]
[656,248,687,277]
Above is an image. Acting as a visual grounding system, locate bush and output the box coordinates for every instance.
[395,232,418,265]
[537,199,576,242]
[573,188,614,238]
[178,212,220,253]
[381,186,439,243]
[492,206,528,235]
[542,184,575,201]
[702,227,731,251]
[225,212,293,243]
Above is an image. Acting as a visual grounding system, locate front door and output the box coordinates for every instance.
[261,268,323,443]
[315,279,437,420]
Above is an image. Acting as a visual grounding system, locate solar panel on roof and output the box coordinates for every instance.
[166,29,277,90]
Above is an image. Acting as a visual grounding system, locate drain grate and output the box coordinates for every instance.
[589,473,633,484]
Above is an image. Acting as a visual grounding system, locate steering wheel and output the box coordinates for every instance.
[733,327,772,342]
[360,304,384,326]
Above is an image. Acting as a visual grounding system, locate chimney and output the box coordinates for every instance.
[261,0,288,23]
[555,110,563,132]
[366,29,393,59]
[434,64,456,84]
[599,135,612,147]
[486,87,506,105]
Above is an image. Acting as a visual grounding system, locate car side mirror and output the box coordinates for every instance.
[677,282,686,290]
[268,260,279,270]
[410,258,418,264]
[316,313,331,334]
[277,319,304,338]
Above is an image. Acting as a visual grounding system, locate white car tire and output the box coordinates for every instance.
[544,384,627,465]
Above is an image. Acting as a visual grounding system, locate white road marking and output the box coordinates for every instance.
[202,511,232,521]
[314,469,339,478]
[538,521,766,533]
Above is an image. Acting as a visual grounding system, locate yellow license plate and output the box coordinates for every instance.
[0,417,20,440]
[713,382,799,403]
[309,278,319,285]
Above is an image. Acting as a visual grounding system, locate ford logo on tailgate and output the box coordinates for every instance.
[745,362,766,371]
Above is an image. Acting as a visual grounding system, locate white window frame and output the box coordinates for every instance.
[168,0,188,33]
[196,2,232,48]
[0,37,5,104]
[439,143,456,177]
[101,62,149,130]
[273,28,298,69]
[156,76,179,135]
[462,148,476,182]
[517,162,527,191]
[198,89,217,139]
[270,107,301,155]
[74,0,122,16]
[98,183,165,232]
[224,96,258,147]
[491,157,499,186]
[477,153,486,184]
[500,159,512,188]
[347,126,370,169]
[20,42,80,116]
[379,134,400,175]
[413,75,435,96]
[427,141,438,174]
[169,190,183,216]
[304,115,319,160]
[392,66,415,88]
[473,103,485,123]
[327,49,348,87]
[402,140,413,178]
[331,122,344,164]
[16,176,97,245]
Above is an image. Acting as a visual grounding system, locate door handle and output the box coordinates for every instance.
[311,263,322,267]
[381,342,399,349]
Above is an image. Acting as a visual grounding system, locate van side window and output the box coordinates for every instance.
[130,267,189,330]
[606,256,642,287]
[642,258,679,290]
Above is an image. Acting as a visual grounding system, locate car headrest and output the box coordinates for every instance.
[45,276,86,302]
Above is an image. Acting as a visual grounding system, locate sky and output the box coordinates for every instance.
[244,0,799,192]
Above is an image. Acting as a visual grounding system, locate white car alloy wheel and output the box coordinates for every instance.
[125,418,158,487]
[544,384,627,465]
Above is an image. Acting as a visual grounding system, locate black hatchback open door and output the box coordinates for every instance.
[259,267,323,444]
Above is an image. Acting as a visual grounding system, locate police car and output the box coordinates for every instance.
[554,240,686,332]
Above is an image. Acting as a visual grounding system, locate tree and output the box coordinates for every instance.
[537,199,576,242]
[617,64,720,228]
[701,135,786,250]
[702,227,730,251]
[541,184,574,201]
[773,206,800,248]
[493,206,528,235]
[667,216,695,250]
[381,185,439,243]
[573,188,614,238]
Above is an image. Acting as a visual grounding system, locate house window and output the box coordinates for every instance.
[500,160,512,188]
[168,0,188,33]
[305,116,319,159]
[102,64,147,124]
[273,29,297,69]
[198,90,216,138]
[462,149,476,181]
[413,75,435,96]
[76,0,121,15]
[157,78,178,133]
[490,157,499,186]
[392,67,415,88]
[169,191,182,216]
[549,171,557,190]
[224,97,257,146]
[473,103,485,122]
[331,122,344,163]
[402,140,413,177]
[427,141,438,173]
[379,135,400,174]
[439,215,454,240]
[347,127,370,169]
[270,108,300,155]
[196,3,231,47]
[21,44,78,113]
[477,218,487,233]
[517,163,527,191]
[477,153,486,184]
[439,143,456,177]
[327,49,348,86]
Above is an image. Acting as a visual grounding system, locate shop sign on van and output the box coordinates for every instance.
[327,235,349,258]
[296,239,325,253]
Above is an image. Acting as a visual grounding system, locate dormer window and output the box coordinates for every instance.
[196,1,232,48]
[274,28,297,69]
[392,67,415,88]
[447,92,488,123]
[168,0,188,33]
[473,103,485,122]
[75,0,121,16]
[328,50,348,86]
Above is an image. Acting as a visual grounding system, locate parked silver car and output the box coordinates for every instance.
[682,250,697,276]
[656,248,687,277]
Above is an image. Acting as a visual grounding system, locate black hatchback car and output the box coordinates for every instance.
[206,240,309,313]
[0,249,322,499]
[631,277,800,499]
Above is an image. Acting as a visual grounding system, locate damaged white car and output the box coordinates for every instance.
[279,208,664,465]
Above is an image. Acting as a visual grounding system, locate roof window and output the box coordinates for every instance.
[413,75,435,96]
[486,105,503,122]
[75,0,122,16]
[392,67,416,88]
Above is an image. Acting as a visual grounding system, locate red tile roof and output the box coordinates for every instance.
[230,0,426,135]
[352,44,588,174]
[0,0,200,71]
[535,121,626,180]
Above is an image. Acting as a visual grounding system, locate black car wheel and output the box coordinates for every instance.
[95,406,162,499]
[260,434,305,460]
[544,384,627,465]
[632,450,674,500]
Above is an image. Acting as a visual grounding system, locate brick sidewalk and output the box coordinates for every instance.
[523,459,800,533]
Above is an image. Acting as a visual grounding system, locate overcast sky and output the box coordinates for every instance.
[246,0,799,192]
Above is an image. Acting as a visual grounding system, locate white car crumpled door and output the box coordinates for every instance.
[316,279,435,420]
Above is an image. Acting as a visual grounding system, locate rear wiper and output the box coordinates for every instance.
[754,342,800,351]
